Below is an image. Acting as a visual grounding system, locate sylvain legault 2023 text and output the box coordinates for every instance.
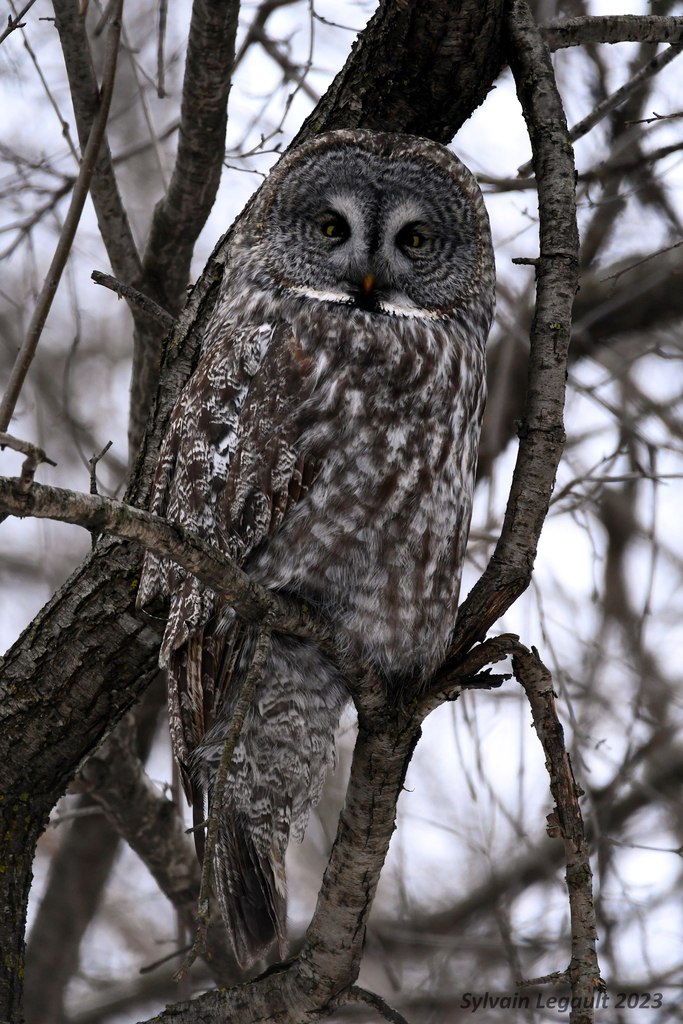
[459,992,664,1012]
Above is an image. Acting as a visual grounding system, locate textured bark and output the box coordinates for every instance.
[449,0,579,660]
[0,536,162,1019]
[294,0,504,145]
[543,14,683,50]
[0,476,332,648]
[23,677,165,1024]
[513,646,601,1024]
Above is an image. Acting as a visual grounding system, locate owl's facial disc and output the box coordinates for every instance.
[262,144,485,316]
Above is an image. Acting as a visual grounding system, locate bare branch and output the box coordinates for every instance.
[347,986,413,1024]
[450,0,578,659]
[513,645,603,1023]
[8,2,80,162]
[599,237,683,287]
[375,736,683,950]
[251,26,320,103]
[52,0,143,291]
[0,0,124,433]
[0,431,56,495]
[157,0,168,97]
[627,109,683,125]
[0,475,332,645]
[543,14,683,52]
[0,0,39,47]
[24,678,167,1024]
[80,713,239,983]
[91,270,176,329]
[567,43,683,144]
[518,42,683,176]
[233,0,300,66]
[131,0,241,455]
[0,178,75,261]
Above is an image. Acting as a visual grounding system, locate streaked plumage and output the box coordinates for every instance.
[138,130,495,966]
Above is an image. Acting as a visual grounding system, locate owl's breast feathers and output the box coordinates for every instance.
[139,300,486,683]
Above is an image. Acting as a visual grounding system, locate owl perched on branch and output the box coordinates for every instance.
[138,130,495,967]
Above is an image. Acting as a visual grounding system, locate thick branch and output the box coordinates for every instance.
[448,0,578,661]
[141,0,239,316]
[513,645,601,1024]
[0,475,331,645]
[543,15,683,51]
[294,0,504,146]
[24,678,166,1024]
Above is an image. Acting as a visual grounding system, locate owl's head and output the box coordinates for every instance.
[240,130,494,322]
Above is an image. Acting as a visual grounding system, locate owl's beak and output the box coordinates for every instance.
[363,274,374,295]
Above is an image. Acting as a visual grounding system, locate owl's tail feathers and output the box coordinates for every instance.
[213,807,287,968]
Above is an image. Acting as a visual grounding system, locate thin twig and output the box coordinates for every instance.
[347,986,412,1024]
[251,26,320,103]
[157,0,168,97]
[91,271,176,329]
[174,626,273,980]
[0,0,38,45]
[89,441,113,496]
[233,0,300,66]
[518,971,570,988]
[600,237,683,289]
[0,432,56,496]
[88,440,113,547]
[0,0,124,433]
[7,0,80,163]
[627,109,683,126]
[119,17,168,188]
[47,805,104,827]
[518,42,683,177]
[112,117,180,165]
[140,943,192,975]
[0,179,76,261]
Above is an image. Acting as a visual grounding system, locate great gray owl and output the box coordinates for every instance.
[138,129,495,967]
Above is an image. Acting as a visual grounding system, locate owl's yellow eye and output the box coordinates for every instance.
[321,216,349,240]
[397,223,429,252]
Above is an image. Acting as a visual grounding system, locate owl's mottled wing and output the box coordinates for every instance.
[138,319,320,797]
